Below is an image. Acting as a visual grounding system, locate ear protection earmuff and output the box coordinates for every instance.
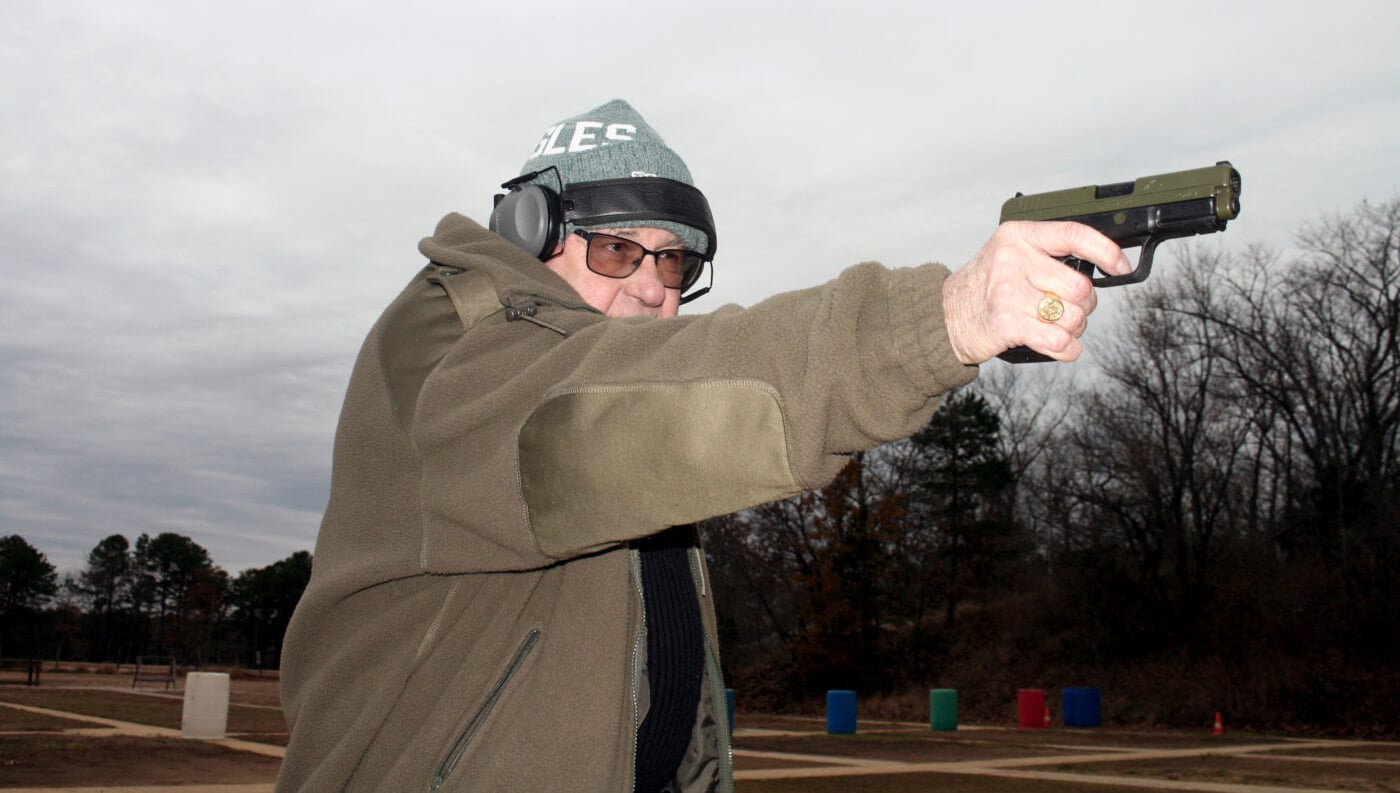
[489,179,562,260]
[489,168,719,303]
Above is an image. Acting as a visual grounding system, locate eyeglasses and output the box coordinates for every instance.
[574,231,706,292]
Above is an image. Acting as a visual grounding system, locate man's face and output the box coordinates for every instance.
[544,227,684,319]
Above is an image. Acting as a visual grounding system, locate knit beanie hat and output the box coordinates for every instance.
[515,99,710,254]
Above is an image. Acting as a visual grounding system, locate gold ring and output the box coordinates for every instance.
[1037,292,1065,323]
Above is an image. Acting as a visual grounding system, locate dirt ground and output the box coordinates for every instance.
[0,689,285,735]
[4,673,1400,792]
[1053,753,1400,792]
[0,735,281,787]
[0,671,285,788]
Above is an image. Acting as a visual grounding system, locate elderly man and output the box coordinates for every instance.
[277,99,1126,793]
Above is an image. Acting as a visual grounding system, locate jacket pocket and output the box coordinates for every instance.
[429,628,541,792]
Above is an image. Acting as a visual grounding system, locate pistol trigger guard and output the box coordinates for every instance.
[1091,238,1159,288]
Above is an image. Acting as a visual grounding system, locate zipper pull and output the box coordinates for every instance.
[504,300,569,336]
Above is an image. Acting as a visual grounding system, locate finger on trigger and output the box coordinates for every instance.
[1037,255,1093,303]
[1043,220,1130,278]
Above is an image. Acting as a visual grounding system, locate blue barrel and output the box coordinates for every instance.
[929,688,958,731]
[725,688,735,734]
[1062,687,1101,727]
[826,690,857,734]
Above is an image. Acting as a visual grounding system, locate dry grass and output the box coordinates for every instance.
[0,703,106,731]
[0,687,286,734]
[735,773,1164,792]
[0,735,280,787]
[1052,754,1400,792]
[5,673,1398,792]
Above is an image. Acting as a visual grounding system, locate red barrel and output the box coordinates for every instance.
[1017,689,1045,728]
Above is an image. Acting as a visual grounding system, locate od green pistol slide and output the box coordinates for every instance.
[997,161,1242,363]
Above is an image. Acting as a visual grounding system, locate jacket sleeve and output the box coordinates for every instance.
[508,260,977,559]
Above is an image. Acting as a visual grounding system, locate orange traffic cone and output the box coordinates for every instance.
[1212,712,1224,735]
[1043,706,1052,728]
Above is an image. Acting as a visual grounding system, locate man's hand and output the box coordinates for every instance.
[942,221,1131,365]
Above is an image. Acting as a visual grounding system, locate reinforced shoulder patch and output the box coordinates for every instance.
[519,381,800,558]
[426,266,505,332]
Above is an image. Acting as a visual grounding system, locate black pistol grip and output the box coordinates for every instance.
[998,346,1053,364]
[997,244,1153,364]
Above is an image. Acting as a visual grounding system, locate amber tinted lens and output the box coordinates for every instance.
[586,233,703,290]
[655,250,705,290]
[678,253,704,291]
[586,234,643,278]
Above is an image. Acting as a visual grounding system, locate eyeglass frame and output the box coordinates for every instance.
[572,230,707,293]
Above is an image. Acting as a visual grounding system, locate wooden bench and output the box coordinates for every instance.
[132,656,177,691]
[0,658,42,686]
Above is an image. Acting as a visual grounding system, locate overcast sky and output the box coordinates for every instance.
[3,0,1397,576]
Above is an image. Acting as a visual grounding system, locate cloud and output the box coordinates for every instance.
[3,0,1399,574]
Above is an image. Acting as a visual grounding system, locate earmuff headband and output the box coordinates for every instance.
[559,178,717,260]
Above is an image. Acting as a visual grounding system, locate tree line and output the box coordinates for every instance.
[703,197,1400,734]
[2,198,1396,733]
[0,532,308,669]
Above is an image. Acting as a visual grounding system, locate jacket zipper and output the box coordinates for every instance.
[628,547,646,793]
[429,628,541,792]
[704,635,735,793]
[688,546,734,792]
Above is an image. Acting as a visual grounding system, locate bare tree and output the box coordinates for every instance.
[1168,199,1400,641]
[1069,274,1251,638]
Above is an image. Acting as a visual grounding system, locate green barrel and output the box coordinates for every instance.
[929,688,958,731]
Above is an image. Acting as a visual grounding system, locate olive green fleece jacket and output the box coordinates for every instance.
[277,213,977,792]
